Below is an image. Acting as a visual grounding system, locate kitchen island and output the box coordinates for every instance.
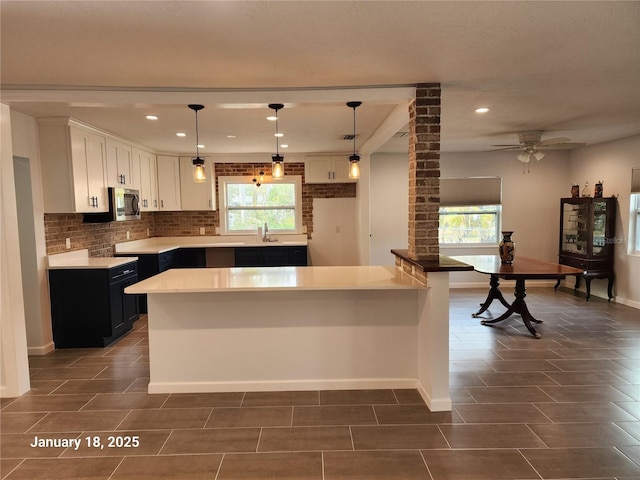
[125,265,452,411]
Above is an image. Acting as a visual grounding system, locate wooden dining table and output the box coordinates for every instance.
[450,255,584,338]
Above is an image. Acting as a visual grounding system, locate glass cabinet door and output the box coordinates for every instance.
[592,200,610,256]
[561,201,588,255]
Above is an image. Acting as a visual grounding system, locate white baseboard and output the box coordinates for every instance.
[148,378,420,395]
[614,296,640,310]
[417,383,452,412]
[27,341,55,356]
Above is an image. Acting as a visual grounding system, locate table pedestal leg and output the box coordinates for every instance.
[472,275,511,318]
[480,279,543,339]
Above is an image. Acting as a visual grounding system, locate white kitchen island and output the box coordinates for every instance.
[125,265,452,411]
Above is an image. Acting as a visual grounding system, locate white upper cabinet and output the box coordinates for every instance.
[304,155,356,183]
[38,118,109,213]
[133,148,158,211]
[106,138,133,188]
[179,156,216,211]
[156,155,182,211]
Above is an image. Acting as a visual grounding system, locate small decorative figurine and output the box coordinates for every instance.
[571,184,580,198]
[582,181,591,197]
[594,181,603,198]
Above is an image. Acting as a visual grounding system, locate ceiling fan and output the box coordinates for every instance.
[491,130,583,163]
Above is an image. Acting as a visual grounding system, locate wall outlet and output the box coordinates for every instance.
[302,226,307,234]
[146,228,150,237]
[65,238,71,249]
[126,230,130,240]
[215,226,220,235]
[200,227,206,235]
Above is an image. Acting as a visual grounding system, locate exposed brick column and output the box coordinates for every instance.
[407,83,440,261]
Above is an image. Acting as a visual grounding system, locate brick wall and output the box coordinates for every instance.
[407,83,441,261]
[44,161,356,255]
[44,212,154,257]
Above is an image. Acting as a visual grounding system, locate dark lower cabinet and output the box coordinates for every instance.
[234,246,308,267]
[177,248,207,268]
[123,250,178,313]
[48,262,139,348]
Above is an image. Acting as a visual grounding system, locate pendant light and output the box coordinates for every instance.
[268,103,284,180]
[346,101,362,179]
[188,104,206,183]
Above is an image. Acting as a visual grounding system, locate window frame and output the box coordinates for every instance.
[218,175,303,235]
[438,204,502,247]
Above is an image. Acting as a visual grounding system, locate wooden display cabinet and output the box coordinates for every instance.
[556,196,617,300]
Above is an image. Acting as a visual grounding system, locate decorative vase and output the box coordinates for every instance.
[499,231,515,265]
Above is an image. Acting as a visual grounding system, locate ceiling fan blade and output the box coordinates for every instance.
[490,144,521,147]
[538,142,586,150]
[538,137,571,146]
[489,146,522,151]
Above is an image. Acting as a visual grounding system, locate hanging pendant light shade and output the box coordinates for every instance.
[346,101,362,179]
[188,104,206,183]
[268,103,285,180]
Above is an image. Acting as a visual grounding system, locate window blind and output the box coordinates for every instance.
[632,167,640,194]
[440,177,502,206]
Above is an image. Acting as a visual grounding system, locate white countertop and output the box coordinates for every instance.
[47,249,138,270]
[125,265,424,294]
[115,235,308,255]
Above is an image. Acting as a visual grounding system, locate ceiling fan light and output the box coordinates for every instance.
[534,151,545,161]
[517,153,529,163]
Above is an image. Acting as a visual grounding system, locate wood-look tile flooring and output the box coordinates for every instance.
[2,287,640,479]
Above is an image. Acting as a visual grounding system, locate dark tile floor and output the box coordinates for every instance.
[1,287,640,479]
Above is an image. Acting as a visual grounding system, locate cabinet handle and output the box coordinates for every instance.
[327,172,331,180]
[95,197,98,208]
[161,200,164,208]
[208,199,211,207]
[123,174,126,184]
[154,200,157,207]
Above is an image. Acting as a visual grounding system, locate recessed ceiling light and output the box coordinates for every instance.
[274,133,284,137]
[475,107,490,113]
[197,144,205,149]
[280,144,288,148]
[226,135,237,139]
[145,115,158,120]
[266,116,277,121]
[176,132,186,137]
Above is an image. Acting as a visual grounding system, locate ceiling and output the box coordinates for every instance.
[1,1,639,156]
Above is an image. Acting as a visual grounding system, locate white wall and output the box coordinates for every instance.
[10,110,54,354]
[369,150,572,284]
[370,153,408,265]
[567,135,640,308]
[1,104,31,397]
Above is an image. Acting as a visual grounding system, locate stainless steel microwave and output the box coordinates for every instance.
[84,188,141,223]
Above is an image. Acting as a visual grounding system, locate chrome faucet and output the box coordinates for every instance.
[263,222,268,241]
